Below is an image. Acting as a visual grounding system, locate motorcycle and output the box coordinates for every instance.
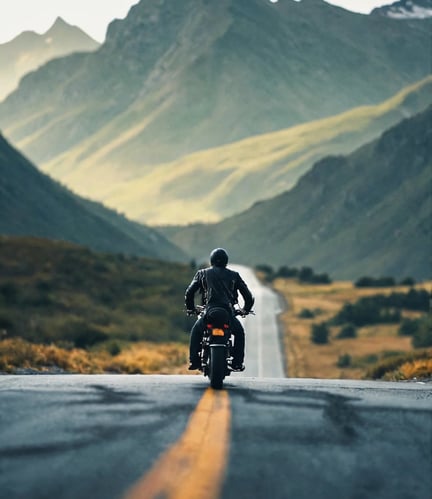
[193,305,253,389]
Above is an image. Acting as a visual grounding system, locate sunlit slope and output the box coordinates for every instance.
[0,0,430,219]
[163,105,432,280]
[45,77,432,225]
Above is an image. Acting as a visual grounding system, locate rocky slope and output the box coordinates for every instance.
[162,106,432,280]
[0,17,99,101]
[0,0,430,225]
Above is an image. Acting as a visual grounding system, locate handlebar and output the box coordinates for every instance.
[186,306,255,317]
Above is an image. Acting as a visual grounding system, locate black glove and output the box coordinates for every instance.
[186,309,196,316]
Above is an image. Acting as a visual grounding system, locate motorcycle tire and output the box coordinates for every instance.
[209,346,226,390]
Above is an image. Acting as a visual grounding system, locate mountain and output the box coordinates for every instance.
[162,106,432,280]
[0,134,184,261]
[84,77,431,225]
[0,0,430,217]
[371,0,432,18]
[0,17,99,102]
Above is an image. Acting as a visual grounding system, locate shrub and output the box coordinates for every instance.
[255,264,274,281]
[400,277,416,286]
[337,324,357,339]
[311,323,330,344]
[299,308,315,319]
[312,273,332,284]
[0,282,19,305]
[106,341,121,356]
[354,276,396,288]
[275,266,298,278]
[299,267,314,283]
[331,291,424,327]
[412,315,432,348]
[0,314,14,332]
[337,354,352,368]
[398,318,420,336]
[61,320,109,349]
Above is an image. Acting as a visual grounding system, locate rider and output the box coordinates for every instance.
[185,248,254,371]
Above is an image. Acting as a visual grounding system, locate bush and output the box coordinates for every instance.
[0,282,19,305]
[337,324,357,339]
[331,290,428,327]
[298,308,315,319]
[255,264,274,281]
[400,277,416,286]
[398,318,420,336]
[355,276,396,288]
[337,354,352,368]
[311,273,332,284]
[61,320,109,349]
[311,323,330,344]
[0,314,14,332]
[106,341,121,356]
[275,266,298,278]
[412,315,432,348]
[299,267,314,283]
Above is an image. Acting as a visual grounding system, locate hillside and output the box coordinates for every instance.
[0,0,430,218]
[0,134,184,261]
[96,77,432,224]
[0,17,99,101]
[163,106,432,280]
[0,236,193,373]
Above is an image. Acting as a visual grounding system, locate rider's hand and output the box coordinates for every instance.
[186,309,196,316]
[239,309,249,317]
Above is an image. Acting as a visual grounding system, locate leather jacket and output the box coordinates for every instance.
[185,266,254,313]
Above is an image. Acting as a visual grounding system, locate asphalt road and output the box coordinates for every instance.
[230,264,285,378]
[1,375,431,499]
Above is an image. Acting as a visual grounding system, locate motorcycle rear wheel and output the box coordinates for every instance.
[209,346,225,390]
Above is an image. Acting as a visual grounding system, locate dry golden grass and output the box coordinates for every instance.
[0,338,189,375]
[398,358,432,381]
[274,279,430,380]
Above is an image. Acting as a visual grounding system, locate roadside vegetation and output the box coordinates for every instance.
[272,273,431,381]
[0,236,194,374]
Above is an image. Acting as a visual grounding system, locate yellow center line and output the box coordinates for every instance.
[123,388,231,499]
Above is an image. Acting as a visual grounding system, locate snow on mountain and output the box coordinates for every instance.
[372,0,432,18]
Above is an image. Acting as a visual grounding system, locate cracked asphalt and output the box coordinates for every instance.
[0,375,431,499]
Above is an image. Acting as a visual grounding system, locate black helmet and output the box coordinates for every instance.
[210,248,229,267]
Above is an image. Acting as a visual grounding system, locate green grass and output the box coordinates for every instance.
[0,236,194,349]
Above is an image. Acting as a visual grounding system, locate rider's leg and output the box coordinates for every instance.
[189,317,204,366]
[231,317,245,366]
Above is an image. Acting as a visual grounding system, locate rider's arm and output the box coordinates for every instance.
[185,271,202,311]
[236,274,254,313]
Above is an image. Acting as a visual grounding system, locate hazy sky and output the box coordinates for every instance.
[0,0,393,44]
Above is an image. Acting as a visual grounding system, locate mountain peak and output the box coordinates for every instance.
[45,16,75,35]
[371,0,432,18]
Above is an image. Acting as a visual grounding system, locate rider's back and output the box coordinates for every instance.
[204,266,238,308]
